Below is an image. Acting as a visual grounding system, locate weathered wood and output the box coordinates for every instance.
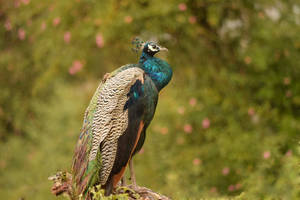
[49,171,172,200]
[118,185,171,200]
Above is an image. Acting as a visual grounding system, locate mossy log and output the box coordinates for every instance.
[48,171,171,200]
[117,185,171,200]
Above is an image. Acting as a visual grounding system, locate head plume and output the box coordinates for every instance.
[131,37,145,53]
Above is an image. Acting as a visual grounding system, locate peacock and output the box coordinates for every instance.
[50,39,172,199]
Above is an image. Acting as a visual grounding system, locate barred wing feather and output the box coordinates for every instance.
[72,67,145,195]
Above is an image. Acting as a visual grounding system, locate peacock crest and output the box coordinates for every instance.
[131,37,145,53]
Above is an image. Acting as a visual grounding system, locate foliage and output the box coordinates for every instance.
[88,186,130,200]
[0,0,299,199]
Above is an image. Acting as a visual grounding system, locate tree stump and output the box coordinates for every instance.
[118,185,171,200]
[49,171,171,200]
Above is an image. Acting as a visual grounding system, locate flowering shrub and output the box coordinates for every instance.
[0,0,299,199]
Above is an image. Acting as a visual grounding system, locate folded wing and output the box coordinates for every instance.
[72,67,145,195]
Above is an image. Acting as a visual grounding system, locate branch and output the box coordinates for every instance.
[48,171,172,200]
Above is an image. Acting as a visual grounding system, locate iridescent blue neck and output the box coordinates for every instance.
[139,52,172,91]
[139,52,151,64]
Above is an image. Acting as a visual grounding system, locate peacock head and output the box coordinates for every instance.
[132,38,168,57]
[142,42,168,57]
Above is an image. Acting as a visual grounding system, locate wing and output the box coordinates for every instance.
[102,75,158,194]
[71,66,144,195]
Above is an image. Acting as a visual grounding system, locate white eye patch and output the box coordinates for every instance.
[148,45,159,52]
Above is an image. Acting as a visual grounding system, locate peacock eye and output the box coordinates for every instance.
[148,43,159,52]
[152,45,159,50]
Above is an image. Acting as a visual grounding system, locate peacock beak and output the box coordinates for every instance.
[159,46,168,52]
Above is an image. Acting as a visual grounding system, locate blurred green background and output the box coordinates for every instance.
[0,0,299,199]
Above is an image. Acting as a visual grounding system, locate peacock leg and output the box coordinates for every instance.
[121,176,126,186]
[129,159,137,190]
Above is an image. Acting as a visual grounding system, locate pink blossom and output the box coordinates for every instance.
[222,167,230,175]
[160,127,169,135]
[202,118,210,129]
[193,158,201,166]
[189,16,197,24]
[53,17,61,26]
[49,5,55,12]
[64,31,71,43]
[244,56,252,64]
[178,3,187,11]
[4,20,12,31]
[210,187,217,193]
[94,18,102,26]
[248,107,255,116]
[285,150,292,157]
[258,12,265,19]
[177,106,185,115]
[124,16,133,24]
[228,184,235,192]
[251,114,260,124]
[183,124,192,133]
[18,28,26,40]
[263,151,271,159]
[286,90,292,97]
[283,77,291,85]
[41,22,46,31]
[235,183,242,190]
[189,97,197,106]
[14,0,21,8]
[73,60,83,70]
[69,60,84,75]
[21,0,30,5]
[96,33,104,48]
